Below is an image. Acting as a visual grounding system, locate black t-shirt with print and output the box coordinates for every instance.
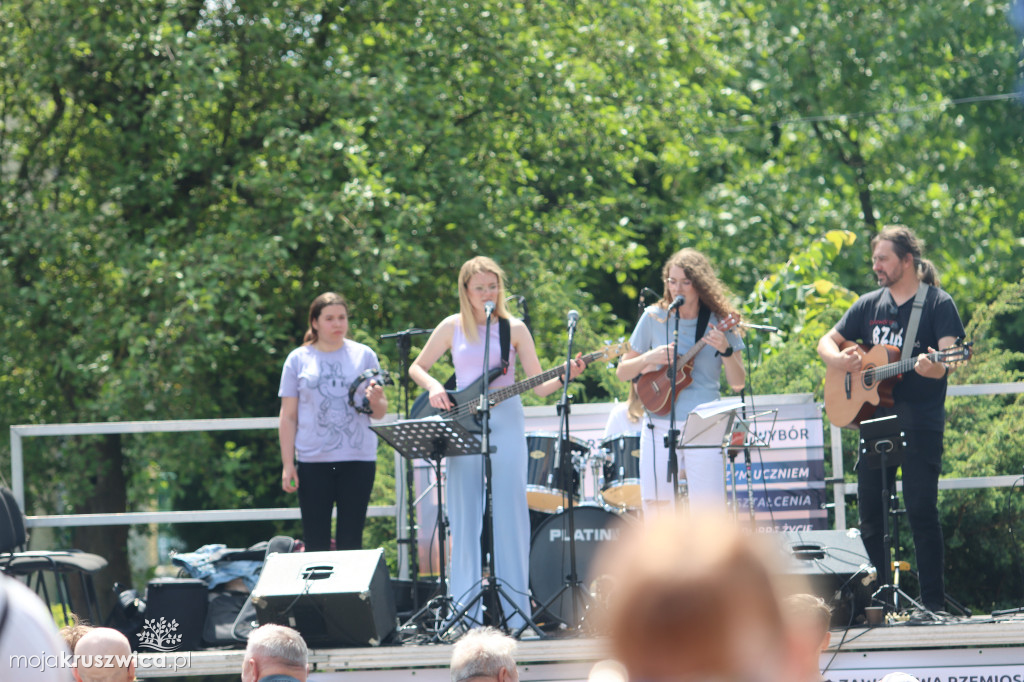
[834,285,965,432]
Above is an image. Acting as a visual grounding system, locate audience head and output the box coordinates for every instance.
[587,659,628,682]
[59,613,94,652]
[596,511,798,682]
[450,626,519,682]
[242,624,309,682]
[783,593,833,681]
[72,628,134,682]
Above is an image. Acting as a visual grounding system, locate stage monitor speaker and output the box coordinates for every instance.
[778,529,873,627]
[251,549,397,647]
[140,577,208,652]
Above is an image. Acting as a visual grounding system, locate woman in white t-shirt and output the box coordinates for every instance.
[278,292,387,551]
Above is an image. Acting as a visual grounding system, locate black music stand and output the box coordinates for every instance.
[859,415,922,616]
[372,417,482,639]
[379,327,433,607]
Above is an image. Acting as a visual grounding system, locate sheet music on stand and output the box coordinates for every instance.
[372,417,488,461]
[679,398,779,520]
[681,397,777,450]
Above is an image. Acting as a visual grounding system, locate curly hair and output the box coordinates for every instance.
[659,248,739,320]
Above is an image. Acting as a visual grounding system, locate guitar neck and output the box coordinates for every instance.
[871,350,943,381]
[487,351,604,405]
[677,338,709,367]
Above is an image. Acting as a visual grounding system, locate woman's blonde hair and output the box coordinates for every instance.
[659,248,739,320]
[626,381,644,423]
[458,256,511,343]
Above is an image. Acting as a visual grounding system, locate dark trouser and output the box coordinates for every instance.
[297,460,376,552]
[857,429,944,611]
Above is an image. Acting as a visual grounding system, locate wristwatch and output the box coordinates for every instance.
[717,346,734,358]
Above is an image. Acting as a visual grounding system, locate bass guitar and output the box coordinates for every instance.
[409,341,629,434]
[823,340,973,428]
[635,313,741,416]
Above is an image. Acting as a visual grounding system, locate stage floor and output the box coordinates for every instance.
[134,615,1024,680]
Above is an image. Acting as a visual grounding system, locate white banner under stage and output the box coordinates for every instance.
[305,645,1024,681]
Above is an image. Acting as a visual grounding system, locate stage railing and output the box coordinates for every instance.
[8,381,1024,532]
[829,382,1024,530]
[7,416,400,527]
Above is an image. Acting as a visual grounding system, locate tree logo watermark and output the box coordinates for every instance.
[137,617,183,652]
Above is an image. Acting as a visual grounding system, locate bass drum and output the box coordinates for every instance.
[529,505,628,626]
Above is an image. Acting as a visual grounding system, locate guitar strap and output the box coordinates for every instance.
[499,316,511,374]
[901,281,929,361]
[695,302,711,342]
[443,317,511,390]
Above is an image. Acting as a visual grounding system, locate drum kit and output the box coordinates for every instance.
[524,430,642,627]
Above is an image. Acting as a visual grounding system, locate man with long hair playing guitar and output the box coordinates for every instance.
[818,225,966,620]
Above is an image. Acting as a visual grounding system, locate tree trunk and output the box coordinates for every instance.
[72,433,131,621]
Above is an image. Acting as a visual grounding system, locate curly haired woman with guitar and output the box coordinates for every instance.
[616,248,746,514]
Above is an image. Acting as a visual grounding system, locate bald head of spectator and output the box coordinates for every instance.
[242,624,309,682]
[450,627,519,682]
[73,628,134,682]
[596,512,799,682]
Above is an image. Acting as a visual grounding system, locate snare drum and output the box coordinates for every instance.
[599,432,642,509]
[525,432,588,513]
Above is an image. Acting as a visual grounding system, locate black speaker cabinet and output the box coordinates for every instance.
[139,577,208,652]
[778,529,873,627]
[251,549,397,647]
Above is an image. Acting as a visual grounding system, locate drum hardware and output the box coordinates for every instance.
[525,432,588,512]
[597,432,642,510]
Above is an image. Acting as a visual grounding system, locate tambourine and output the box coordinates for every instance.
[348,369,394,414]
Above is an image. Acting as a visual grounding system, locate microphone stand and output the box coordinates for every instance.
[440,305,539,638]
[531,314,590,632]
[379,327,434,608]
[665,302,684,505]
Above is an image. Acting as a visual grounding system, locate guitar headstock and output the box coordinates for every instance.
[717,312,741,333]
[938,340,973,367]
[590,340,631,364]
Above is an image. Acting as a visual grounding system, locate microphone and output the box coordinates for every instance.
[484,301,495,318]
[640,287,661,299]
[518,295,531,331]
[567,309,580,330]
[668,295,685,312]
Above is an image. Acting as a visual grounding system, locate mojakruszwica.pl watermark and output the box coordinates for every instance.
[10,652,192,674]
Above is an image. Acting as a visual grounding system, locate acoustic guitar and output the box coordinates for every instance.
[634,312,741,416]
[823,340,973,428]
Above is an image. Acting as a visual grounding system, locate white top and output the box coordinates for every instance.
[602,401,641,440]
[278,341,381,462]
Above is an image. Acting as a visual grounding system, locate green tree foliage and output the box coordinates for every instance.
[1,0,1022,608]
